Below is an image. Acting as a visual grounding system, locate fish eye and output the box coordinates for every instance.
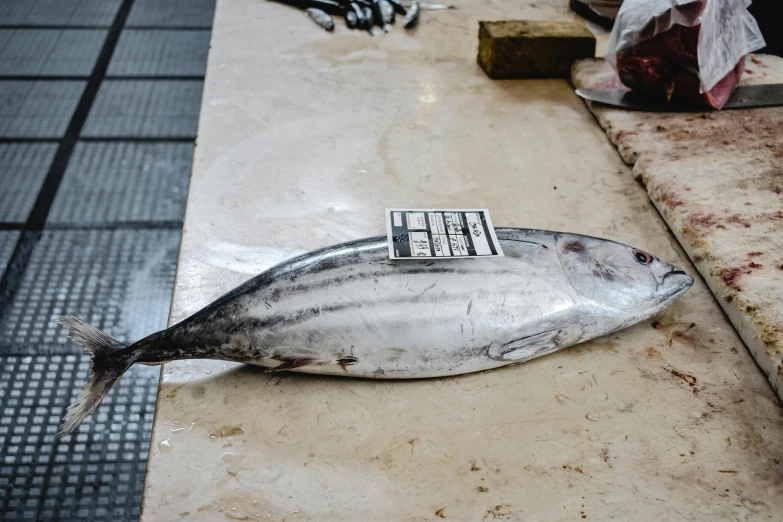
[633,249,653,265]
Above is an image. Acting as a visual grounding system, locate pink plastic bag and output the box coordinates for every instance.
[606,0,765,109]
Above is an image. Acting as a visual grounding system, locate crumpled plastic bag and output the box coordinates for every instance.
[606,0,765,108]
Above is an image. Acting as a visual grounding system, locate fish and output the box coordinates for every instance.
[419,2,454,9]
[403,0,419,28]
[55,228,692,435]
[379,0,395,24]
[362,6,374,34]
[305,8,335,30]
[385,0,407,15]
[372,0,389,32]
[349,1,366,28]
[346,10,358,28]
[271,0,347,16]
[405,1,454,9]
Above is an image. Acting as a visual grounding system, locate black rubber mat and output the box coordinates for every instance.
[127,0,216,27]
[0,29,107,76]
[81,80,204,138]
[0,355,157,520]
[0,81,86,138]
[108,30,210,77]
[0,143,58,223]
[0,232,21,273]
[48,142,194,225]
[0,0,214,518]
[0,0,123,27]
[0,229,180,355]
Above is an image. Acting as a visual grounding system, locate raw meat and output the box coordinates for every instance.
[607,0,764,109]
[617,22,745,109]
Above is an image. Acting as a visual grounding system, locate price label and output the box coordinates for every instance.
[385,209,504,260]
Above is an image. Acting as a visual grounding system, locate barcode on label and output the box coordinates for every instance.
[385,208,504,260]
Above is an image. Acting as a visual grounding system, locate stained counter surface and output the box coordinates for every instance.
[140,1,783,520]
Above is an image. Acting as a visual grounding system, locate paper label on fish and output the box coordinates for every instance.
[385,209,504,259]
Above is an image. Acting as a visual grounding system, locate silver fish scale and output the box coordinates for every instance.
[254,254,573,372]
[156,228,691,379]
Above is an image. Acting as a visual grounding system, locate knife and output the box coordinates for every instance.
[575,84,783,111]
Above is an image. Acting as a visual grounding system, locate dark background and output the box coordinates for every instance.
[0,0,215,519]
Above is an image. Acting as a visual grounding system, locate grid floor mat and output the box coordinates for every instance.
[108,30,211,77]
[127,0,216,27]
[0,0,122,27]
[0,30,107,76]
[82,80,204,138]
[0,232,21,273]
[0,81,86,139]
[0,229,181,355]
[0,0,214,517]
[0,143,58,223]
[49,142,193,225]
[0,355,158,521]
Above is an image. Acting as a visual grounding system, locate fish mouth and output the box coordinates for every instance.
[660,269,694,301]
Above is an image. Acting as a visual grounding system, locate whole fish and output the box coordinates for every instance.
[305,8,335,30]
[362,6,374,34]
[405,1,454,9]
[379,0,395,24]
[403,0,419,28]
[372,0,389,32]
[385,0,407,15]
[346,10,358,28]
[271,0,347,15]
[56,229,692,434]
[349,1,366,28]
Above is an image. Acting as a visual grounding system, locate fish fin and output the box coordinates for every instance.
[265,356,320,373]
[489,325,582,362]
[55,316,138,436]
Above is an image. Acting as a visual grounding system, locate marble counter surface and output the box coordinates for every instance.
[572,54,783,405]
[140,1,783,520]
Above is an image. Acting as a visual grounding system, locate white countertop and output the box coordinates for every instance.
[140,1,783,520]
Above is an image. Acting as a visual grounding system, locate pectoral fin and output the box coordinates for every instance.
[488,325,582,362]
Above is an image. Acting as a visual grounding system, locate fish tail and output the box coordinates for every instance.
[55,315,138,436]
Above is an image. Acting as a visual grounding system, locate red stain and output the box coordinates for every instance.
[749,262,763,269]
[722,267,742,287]
[748,252,764,257]
[564,240,586,253]
[726,214,751,228]
[667,196,685,207]
[751,56,761,65]
[745,69,755,75]
[688,212,718,227]
[665,367,700,395]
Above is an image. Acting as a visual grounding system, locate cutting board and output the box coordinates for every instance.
[572,55,783,401]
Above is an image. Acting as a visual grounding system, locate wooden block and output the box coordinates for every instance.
[478,21,595,79]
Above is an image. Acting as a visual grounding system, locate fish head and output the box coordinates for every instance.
[557,235,693,315]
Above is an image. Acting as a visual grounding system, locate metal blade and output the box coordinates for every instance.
[575,84,783,111]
